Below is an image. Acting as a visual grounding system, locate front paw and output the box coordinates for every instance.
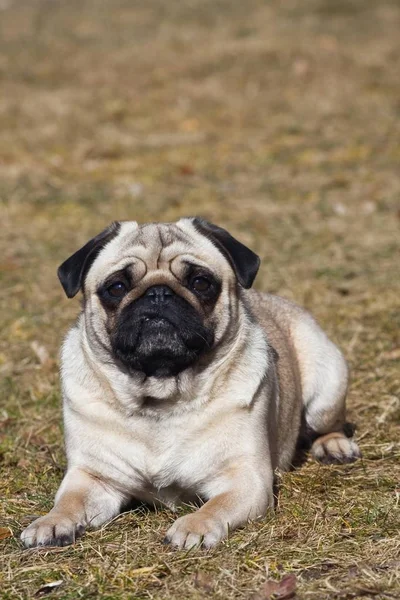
[164,512,227,550]
[21,513,85,548]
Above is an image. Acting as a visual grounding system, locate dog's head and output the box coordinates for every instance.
[58,218,260,378]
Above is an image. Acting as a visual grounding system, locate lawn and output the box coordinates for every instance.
[0,0,399,598]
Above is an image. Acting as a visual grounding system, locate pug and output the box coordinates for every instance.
[21,218,360,549]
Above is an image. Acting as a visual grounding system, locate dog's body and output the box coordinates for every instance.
[21,218,360,549]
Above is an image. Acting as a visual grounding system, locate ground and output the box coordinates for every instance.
[0,0,399,598]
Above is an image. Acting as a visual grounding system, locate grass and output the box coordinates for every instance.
[0,0,399,598]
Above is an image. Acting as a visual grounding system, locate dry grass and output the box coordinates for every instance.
[1,0,399,598]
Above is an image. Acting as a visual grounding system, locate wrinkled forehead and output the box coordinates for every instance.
[86,219,231,288]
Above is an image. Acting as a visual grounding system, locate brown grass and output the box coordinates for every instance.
[1,0,399,598]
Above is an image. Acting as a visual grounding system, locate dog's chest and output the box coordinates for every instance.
[131,417,224,490]
[85,407,250,498]
[66,382,266,502]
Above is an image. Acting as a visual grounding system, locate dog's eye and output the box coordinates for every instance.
[107,281,128,298]
[191,276,211,293]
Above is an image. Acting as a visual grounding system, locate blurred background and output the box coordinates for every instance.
[2,0,399,370]
[1,1,399,597]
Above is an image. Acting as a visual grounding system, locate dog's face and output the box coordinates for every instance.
[58,218,260,378]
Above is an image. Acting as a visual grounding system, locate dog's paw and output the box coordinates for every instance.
[21,513,85,548]
[164,512,227,550]
[311,432,361,464]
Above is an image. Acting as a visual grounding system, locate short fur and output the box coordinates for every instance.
[21,219,360,549]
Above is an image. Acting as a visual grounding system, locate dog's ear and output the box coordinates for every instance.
[192,217,260,289]
[57,222,121,298]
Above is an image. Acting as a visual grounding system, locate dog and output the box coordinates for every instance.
[21,218,361,549]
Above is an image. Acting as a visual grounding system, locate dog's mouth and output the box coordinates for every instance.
[110,302,214,378]
[141,316,171,327]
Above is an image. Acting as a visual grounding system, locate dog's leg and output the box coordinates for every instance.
[293,317,361,464]
[164,466,273,549]
[20,467,124,547]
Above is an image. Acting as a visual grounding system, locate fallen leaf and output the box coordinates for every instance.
[0,527,12,540]
[250,574,297,600]
[34,580,63,596]
[193,571,214,593]
[178,164,195,176]
[0,259,19,271]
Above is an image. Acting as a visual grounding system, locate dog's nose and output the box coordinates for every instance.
[144,285,174,304]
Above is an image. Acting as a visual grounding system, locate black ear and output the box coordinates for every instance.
[192,217,260,288]
[57,222,121,298]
